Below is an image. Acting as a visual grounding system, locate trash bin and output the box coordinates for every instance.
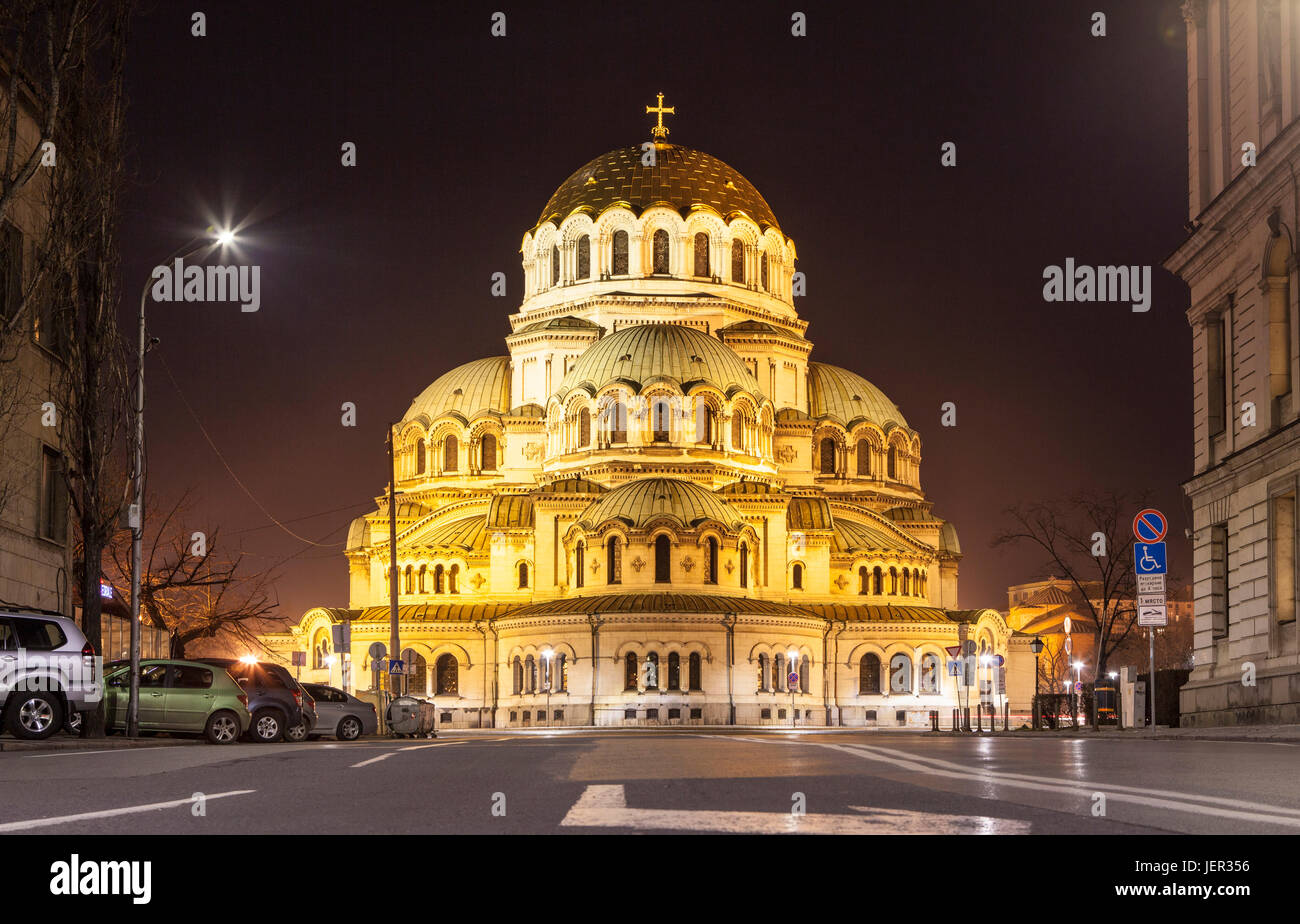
[386,696,438,738]
[1094,679,1117,725]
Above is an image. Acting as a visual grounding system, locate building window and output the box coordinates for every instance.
[655,534,671,583]
[525,655,536,693]
[890,653,912,693]
[577,234,590,279]
[518,562,529,589]
[667,651,681,690]
[1207,314,1227,439]
[403,565,413,595]
[739,542,748,588]
[612,230,629,275]
[551,245,560,286]
[607,537,621,584]
[403,649,427,694]
[731,412,745,452]
[1273,492,1296,625]
[761,252,769,290]
[693,232,709,276]
[706,537,718,584]
[606,400,628,443]
[856,439,870,476]
[435,654,458,695]
[652,397,670,442]
[695,403,715,444]
[652,229,670,274]
[480,434,497,471]
[731,240,745,283]
[416,439,426,474]
[887,445,897,479]
[819,437,836,474]
[800,655,810,693]
[579,407,591,447]
[624,653,638,691]
[859,654,881,694]
[39,447,68,543]
[757,654,768,691]
[1210,523,1228,639]
[901,569,910,595]
[792,563,803,590]
[557,654,568,692]
[688,652,702,690]
[772,654,784,692]
[913,568,922,596]
[920,653,940,693]
[443,435,458,472]
[418,564,427,594]
[434,564,445,594]
[312,632,330,670]
[512,657,523,694]
[575,541,585,588]
[646,653,660,690]
[873,566,883,595]
[859,566,868,595]
[448,564,460,594]
[690,707,702,719]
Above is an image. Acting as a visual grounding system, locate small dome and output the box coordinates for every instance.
[577,477,743,531]
[807,362,908,430]
[558,324,763,398]
[536,144,781,233]
[939,521,961,556]
[403,357,511,423]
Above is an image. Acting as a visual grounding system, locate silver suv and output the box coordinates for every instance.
[0,611,101,739]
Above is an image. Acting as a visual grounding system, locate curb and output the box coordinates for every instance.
[0,736,204,753]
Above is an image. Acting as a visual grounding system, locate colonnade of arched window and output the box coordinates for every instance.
[389,562,461,596]
[858,651,943,695]
[814,435,917,485]
[755,652,811,693]
[399,429,501,480]
[856,565,927,598]
[553,396,767,457]
[622,651,703,691]
[512,652,569,695]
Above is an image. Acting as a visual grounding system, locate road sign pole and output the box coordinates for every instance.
[1149,627,1156,729]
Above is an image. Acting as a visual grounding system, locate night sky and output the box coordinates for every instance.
[119,1,1192,625]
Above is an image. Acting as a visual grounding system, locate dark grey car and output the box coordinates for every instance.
[301,683,377,740]
[197,658,316,743]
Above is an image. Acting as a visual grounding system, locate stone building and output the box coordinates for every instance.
[1165,0,1300,724]
[262,100,1021,728]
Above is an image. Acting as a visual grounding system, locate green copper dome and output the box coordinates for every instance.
[807,362,907,431]
[558,324,764,399]
[577,477,744,531]
[403,356,511,423]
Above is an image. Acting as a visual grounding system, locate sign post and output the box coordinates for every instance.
[1133,509,1169,729]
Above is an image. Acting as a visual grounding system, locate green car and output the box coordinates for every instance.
[102,659,251,744]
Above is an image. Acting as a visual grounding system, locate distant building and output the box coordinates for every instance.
[1165,1,1300,725]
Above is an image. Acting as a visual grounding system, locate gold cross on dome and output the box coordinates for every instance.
[646,92,675,139]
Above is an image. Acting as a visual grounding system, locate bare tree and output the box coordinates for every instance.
[993,491,1143,681]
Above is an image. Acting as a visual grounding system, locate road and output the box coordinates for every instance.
[1,729,1297,835]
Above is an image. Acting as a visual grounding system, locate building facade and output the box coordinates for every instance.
[263,104,1020,728]
[1166,0,1300,724]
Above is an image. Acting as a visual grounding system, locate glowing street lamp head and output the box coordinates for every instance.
[214,228,236,247]
[239,654,258,664]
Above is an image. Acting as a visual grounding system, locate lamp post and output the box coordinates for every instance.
[543,650,553,725]
[128,228,234,737]
[1029,636,1044,729]
[787,648,798,729]
[1072,660,1084,726]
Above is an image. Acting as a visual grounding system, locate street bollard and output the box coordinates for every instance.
[929,709,939,731]
[952,708,959,731]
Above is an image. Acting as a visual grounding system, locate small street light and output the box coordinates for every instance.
[787,648,798,729]
[543,650,554,726]
[1030,636,1044,729]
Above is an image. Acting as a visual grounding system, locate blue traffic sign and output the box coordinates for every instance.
[1133,508,1168,543]
[387,658,406,675]
[1134,542,1167,575]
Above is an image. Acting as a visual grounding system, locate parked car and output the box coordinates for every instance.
[301,683,378,740]
[285,685,317,742]
[0,610,100,740]
[196,658,315,743]
[100,659,250,743]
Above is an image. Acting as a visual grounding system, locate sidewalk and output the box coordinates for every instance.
[927,724,1300,743]
[0,734,203,753]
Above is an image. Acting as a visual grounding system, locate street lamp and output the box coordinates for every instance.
[127,227,236,737]
[1029,636,1044,729]
[543,650,553,725]
[787,648,798,729]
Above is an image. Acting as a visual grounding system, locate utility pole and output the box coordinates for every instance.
[387,424,401,699]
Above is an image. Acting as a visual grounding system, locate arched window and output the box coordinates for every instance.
[667,652,681,690]
[889,567,898,595]
[688,652,702,690]
[434,564,445,594]
[819,437,836,474]
[624,653,638,691]
[887,445,897,479]
[772,653,784,692]
[920,653,940,693]
[384,567,391,597]
[913,568,922,596]
[577,234,590,279]
[512,656,523,695]
[858,566,868,595]
[706,537,718,584]
[693,232,709,276]
[418,564,427,594]
[607,537,621,584]
[761,252,769,290]
[856,439,869,476]
[695,402,715,444]
[731,240,745,283]
[607,400,627,443]
[578,408,591,447]
[449,564,460,594]
[890,653,913,693]
[403,565,413,595]
[739,542,749,588]
[416,438,426,474]
[443,435,458,472]
[872,566,883,595]
[652,397,670,442]
[575,541,585,588]
[312,632,330,670]
[480,434,497,471]
[551,245,560,286]
[612,229,629,275]
[800,655,810,693]
[859,654,882,694]
[557,653,568,692]
[654,534,671,583]
[731,412,745,452]
[792,563,804,590]
[901,569,910,595]
[518,562,529,589]
[757,654,769,691]
[646,652,660,690]
[435,654,458,695]
[403,649,427,694]
[525,655,536,693]
[652,229,670,274]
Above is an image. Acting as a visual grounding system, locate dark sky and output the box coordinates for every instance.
[119,0,1192,624]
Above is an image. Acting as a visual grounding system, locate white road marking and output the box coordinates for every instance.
[0,790,255,832]
[24,746,178,759]
[349,740,461,768]
[559,784,1029,834]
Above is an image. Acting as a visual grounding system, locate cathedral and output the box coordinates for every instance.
[262,98,1023,728]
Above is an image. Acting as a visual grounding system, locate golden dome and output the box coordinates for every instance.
[807,362,908,431]
[403,356,511,423]
[576,477,744,532]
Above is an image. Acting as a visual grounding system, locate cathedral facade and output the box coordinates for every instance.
[263,104,1020,728]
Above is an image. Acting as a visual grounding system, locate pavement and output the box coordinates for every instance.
[0,726,1296,835]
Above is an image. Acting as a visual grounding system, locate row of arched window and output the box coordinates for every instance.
[755,652,811,693]
[622,651,703,691]
[553,399,767,456]
[817,437,909,480]
[857,565,927,597]
[389,563,462,595]
[537,230,782,295]
[401,433,498,479]
[857,652,942,694]
[384,650,459,695]
[575,536,746,588]
[512,652,569,694]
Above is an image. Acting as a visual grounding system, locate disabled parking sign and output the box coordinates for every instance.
[1133,542,1166,575]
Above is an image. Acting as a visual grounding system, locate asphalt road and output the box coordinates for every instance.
[1,729,1297,835]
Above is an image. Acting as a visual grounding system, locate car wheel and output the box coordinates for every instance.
[285,721,308,742]
[337,716,363,741]
[6,692,64,740]
[64,710,83,735]
[205,710,241,745]
[250,709,285,743]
